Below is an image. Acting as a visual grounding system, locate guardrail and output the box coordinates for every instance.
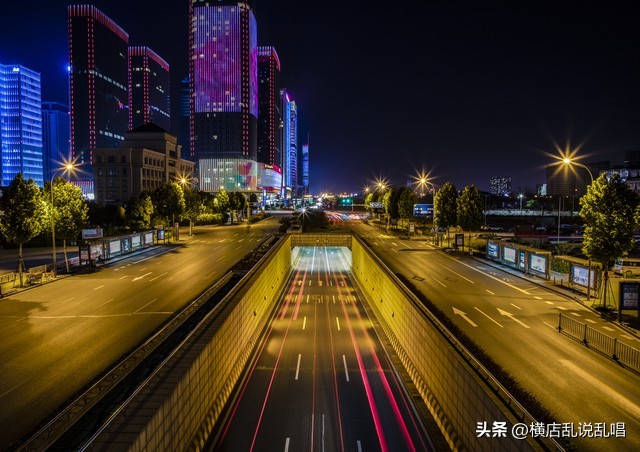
[558,313,640,371]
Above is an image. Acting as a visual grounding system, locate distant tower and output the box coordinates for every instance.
[189,0,258,191]
[128,46,170,131]
[489,176,512,196]
[301,143,309,194]
[68,5,129,196]
[280,88,290,197]
[0,64,44,186]
[42,102,70,182]
[179,76,190,160]
[257,46,281,168]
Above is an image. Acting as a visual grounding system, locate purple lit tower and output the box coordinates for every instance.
[189,0,258,192]
[128,47,170,132]
[68,5,129,197]
[257,46,281,169]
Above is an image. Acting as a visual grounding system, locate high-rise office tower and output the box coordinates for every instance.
[288,100,298,195]
[190,0,258,192]
[280,88,290,197]
[179,76,191,160]
[42,102,70,182]
[301,143,309,195]
[0,64,44,186]
[257,46,281,168]
[128,46,170,132]
[68,5,129,195]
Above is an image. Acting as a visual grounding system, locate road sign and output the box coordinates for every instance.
[413,204,433,217]
[370,202,383,209]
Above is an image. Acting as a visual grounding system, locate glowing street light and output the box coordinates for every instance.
[562,157,594,183]
[50,163,76,276]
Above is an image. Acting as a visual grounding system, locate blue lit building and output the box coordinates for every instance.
[42,102,70,182]
[280,88,291,197]
[288,100,298,196]
[301,143,309,195]
[0,64,44,186]
[190,0,258,192]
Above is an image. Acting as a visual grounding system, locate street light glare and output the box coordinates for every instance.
[562,157,571,165]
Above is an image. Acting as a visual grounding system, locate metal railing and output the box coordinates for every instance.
[558,313,640,371]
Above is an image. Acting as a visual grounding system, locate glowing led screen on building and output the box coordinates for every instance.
[194,6,242,113]
[249,11,257,117]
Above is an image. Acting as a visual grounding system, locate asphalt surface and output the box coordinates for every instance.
[351,222,640,451]
[212,246,434,451]
[0,219,280,448]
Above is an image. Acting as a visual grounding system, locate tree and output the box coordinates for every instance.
[434,182,458,238]
[398,187,417,228]
[216,188,231,223]
[0,173,47,286]
[126,194,154,231]
[182,188,203,235]
[150,182,185,232]
[383,188,395,228]
[229,191,248,222]
[580,173,639,306]
[457,185,484,249]
[48,178,89,272]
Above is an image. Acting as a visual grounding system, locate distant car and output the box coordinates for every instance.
[485,225,503,232]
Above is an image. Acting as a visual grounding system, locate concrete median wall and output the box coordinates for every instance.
[351,236,544,451]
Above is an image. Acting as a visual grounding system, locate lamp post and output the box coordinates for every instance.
[562,157,595,300]
[50,163,74,276]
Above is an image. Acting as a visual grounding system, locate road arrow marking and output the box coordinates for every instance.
[497,308,530,328]
[474,307,503,327]
[453,307,478,327]
[133,272,152,282]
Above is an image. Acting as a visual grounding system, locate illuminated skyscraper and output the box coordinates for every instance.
[301,143,309,194]
[189,0,258,191]
[68,5,129,196]
[0,64,44,186]
[280,88,290,197]
[288,100,298,195]
[128,46,170,131]
[179,76,190,160]
[257,46,281,169]
[42,102,70,182]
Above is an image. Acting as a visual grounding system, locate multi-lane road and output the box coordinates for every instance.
[0,219,279,448]
[351,222,640,451]
[211,246,436,451]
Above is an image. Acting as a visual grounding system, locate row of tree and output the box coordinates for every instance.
[0,173,257,281]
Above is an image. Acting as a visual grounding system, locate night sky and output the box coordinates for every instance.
[3,1,640,194]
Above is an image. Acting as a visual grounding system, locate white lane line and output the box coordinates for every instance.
[486,289,495,295]
[510,303,522,310]
[585,319,597,324]
[93,285,104,290]
[432,277,446,288]
[95,298,114,309]
[333,295,336,303]
[60,297,74,304]
[391,242,398,246]
[570,312,582,317]
[336,317,341,331]
[602,326,615,332]
[440,264,475,284]
[543,321,556,329]
[391,248,398,253]
[139,268,147,272]
[295,354,302,380]
[498,308,530,328]
[343,355,350,382]
[150,271,168,282]
[284,437,290,452]
[235,245,242,250]
[474,307,503,327]
[357,440,363,452]
[133,272,152,282]
[556,306,568,311]
[306,294,310,303]
[134,298,157,314]
[302,316,307,330]
[534,296,542,300]
[119,276,129,280]
[216,256,225,262]
[546,301,554,305]
[453,259,531,294]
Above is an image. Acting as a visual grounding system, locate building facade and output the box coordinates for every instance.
[128,46,170,132]
[179,76,190,160]
[92,123,194,206]
[189,0,258,192]
[301,143,309,194]
[0,64,44,186]
[288,100,298,195]
[42,102,70,182]
[489,176,511,196]
[257,46,281,169]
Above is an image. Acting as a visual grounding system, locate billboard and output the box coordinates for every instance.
[487,241,499,258]
[413,204,434,217]
[620,282,640,310]
[503,247,516,263]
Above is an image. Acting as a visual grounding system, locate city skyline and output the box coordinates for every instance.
[2,1,640,193]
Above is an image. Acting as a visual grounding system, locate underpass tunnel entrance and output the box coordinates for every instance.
[291,246,352,272]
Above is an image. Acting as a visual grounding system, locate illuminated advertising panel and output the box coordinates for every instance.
[487,242,499,258]
[413,204,434,217]
[572,265,596,289]
[620,282,640,310]
[194,6,241,113]
[503,247,516,263]
[530,254,546,273]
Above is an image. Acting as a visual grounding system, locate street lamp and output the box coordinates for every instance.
[518,193,524,214]
[562,157,595,301]
[50,163,75,276]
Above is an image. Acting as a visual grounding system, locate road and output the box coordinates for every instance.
[352,222,640,451]
[211,246,435,451]
[0,219,280,448]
